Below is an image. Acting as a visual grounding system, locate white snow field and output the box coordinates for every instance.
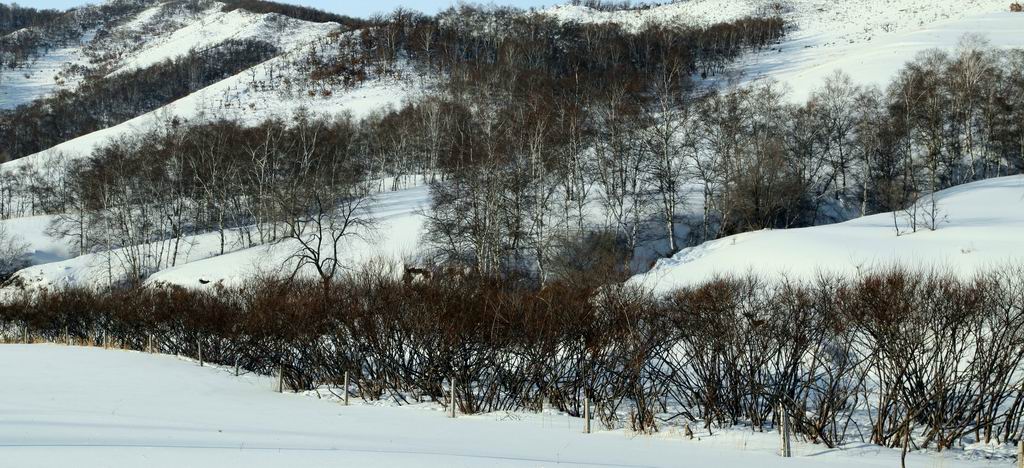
[633,175,1024,295]
[0,344,1008,468]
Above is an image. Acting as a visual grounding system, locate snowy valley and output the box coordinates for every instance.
[2,0,1024,466]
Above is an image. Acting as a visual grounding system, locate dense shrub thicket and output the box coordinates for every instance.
[1,268,1022,451]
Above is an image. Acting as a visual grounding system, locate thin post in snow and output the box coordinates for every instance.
[449,377,457,419]
[147,334,153,353]
[277,365,284,393]
[779,402,792,458]
[234,355,240,377]
[197,337,203,367]
[343,371,350,406]
[1017,440,1023,468]
[583,393,591,434]
[22,324,28,344]
[63,326,69,346]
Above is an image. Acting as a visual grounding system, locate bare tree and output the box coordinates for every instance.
[275,113,376,292]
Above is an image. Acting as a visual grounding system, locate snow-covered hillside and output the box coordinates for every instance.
[0,33,92,110]
[632,176,1024,295]
[2,1,419,172]
[111,5,329,75]
[0,2,423,293]
[3,65,416,171]
[546,0,1020,100]
[2,0,1022,293]
[741,11,1024,101]
[0,344,1011,468]
[3,3,1024,466]
[546,0,1009,40]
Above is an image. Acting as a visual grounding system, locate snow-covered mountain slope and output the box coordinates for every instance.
[740,11,1024,101]
[544,0,754,31]
[111,4,333,75]
[1,344,1010,468]
[632,176,1024,295]
[546,0,1019,100]
[546,0,1009,41]
[2,3,418,172]
[0,33,92,110]
[3,66,416,172]
[0,1,327,109]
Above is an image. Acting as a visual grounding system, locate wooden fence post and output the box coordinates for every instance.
[343,371,350,406]
[779,402,792,458]
[449,377,457,418]
[277,365,284,393]
[583,393,591,434]
[197,337,203,367]
[234,355,240,376]
[147,334,153,353]
[63,326,69,346]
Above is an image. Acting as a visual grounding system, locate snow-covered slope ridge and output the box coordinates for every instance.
[632,176,1024,295]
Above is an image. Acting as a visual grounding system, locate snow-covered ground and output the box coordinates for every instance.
[0,214,71,265]
[0,344,1011,468]
[544,0,754,31]
[633,175,1024,295]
